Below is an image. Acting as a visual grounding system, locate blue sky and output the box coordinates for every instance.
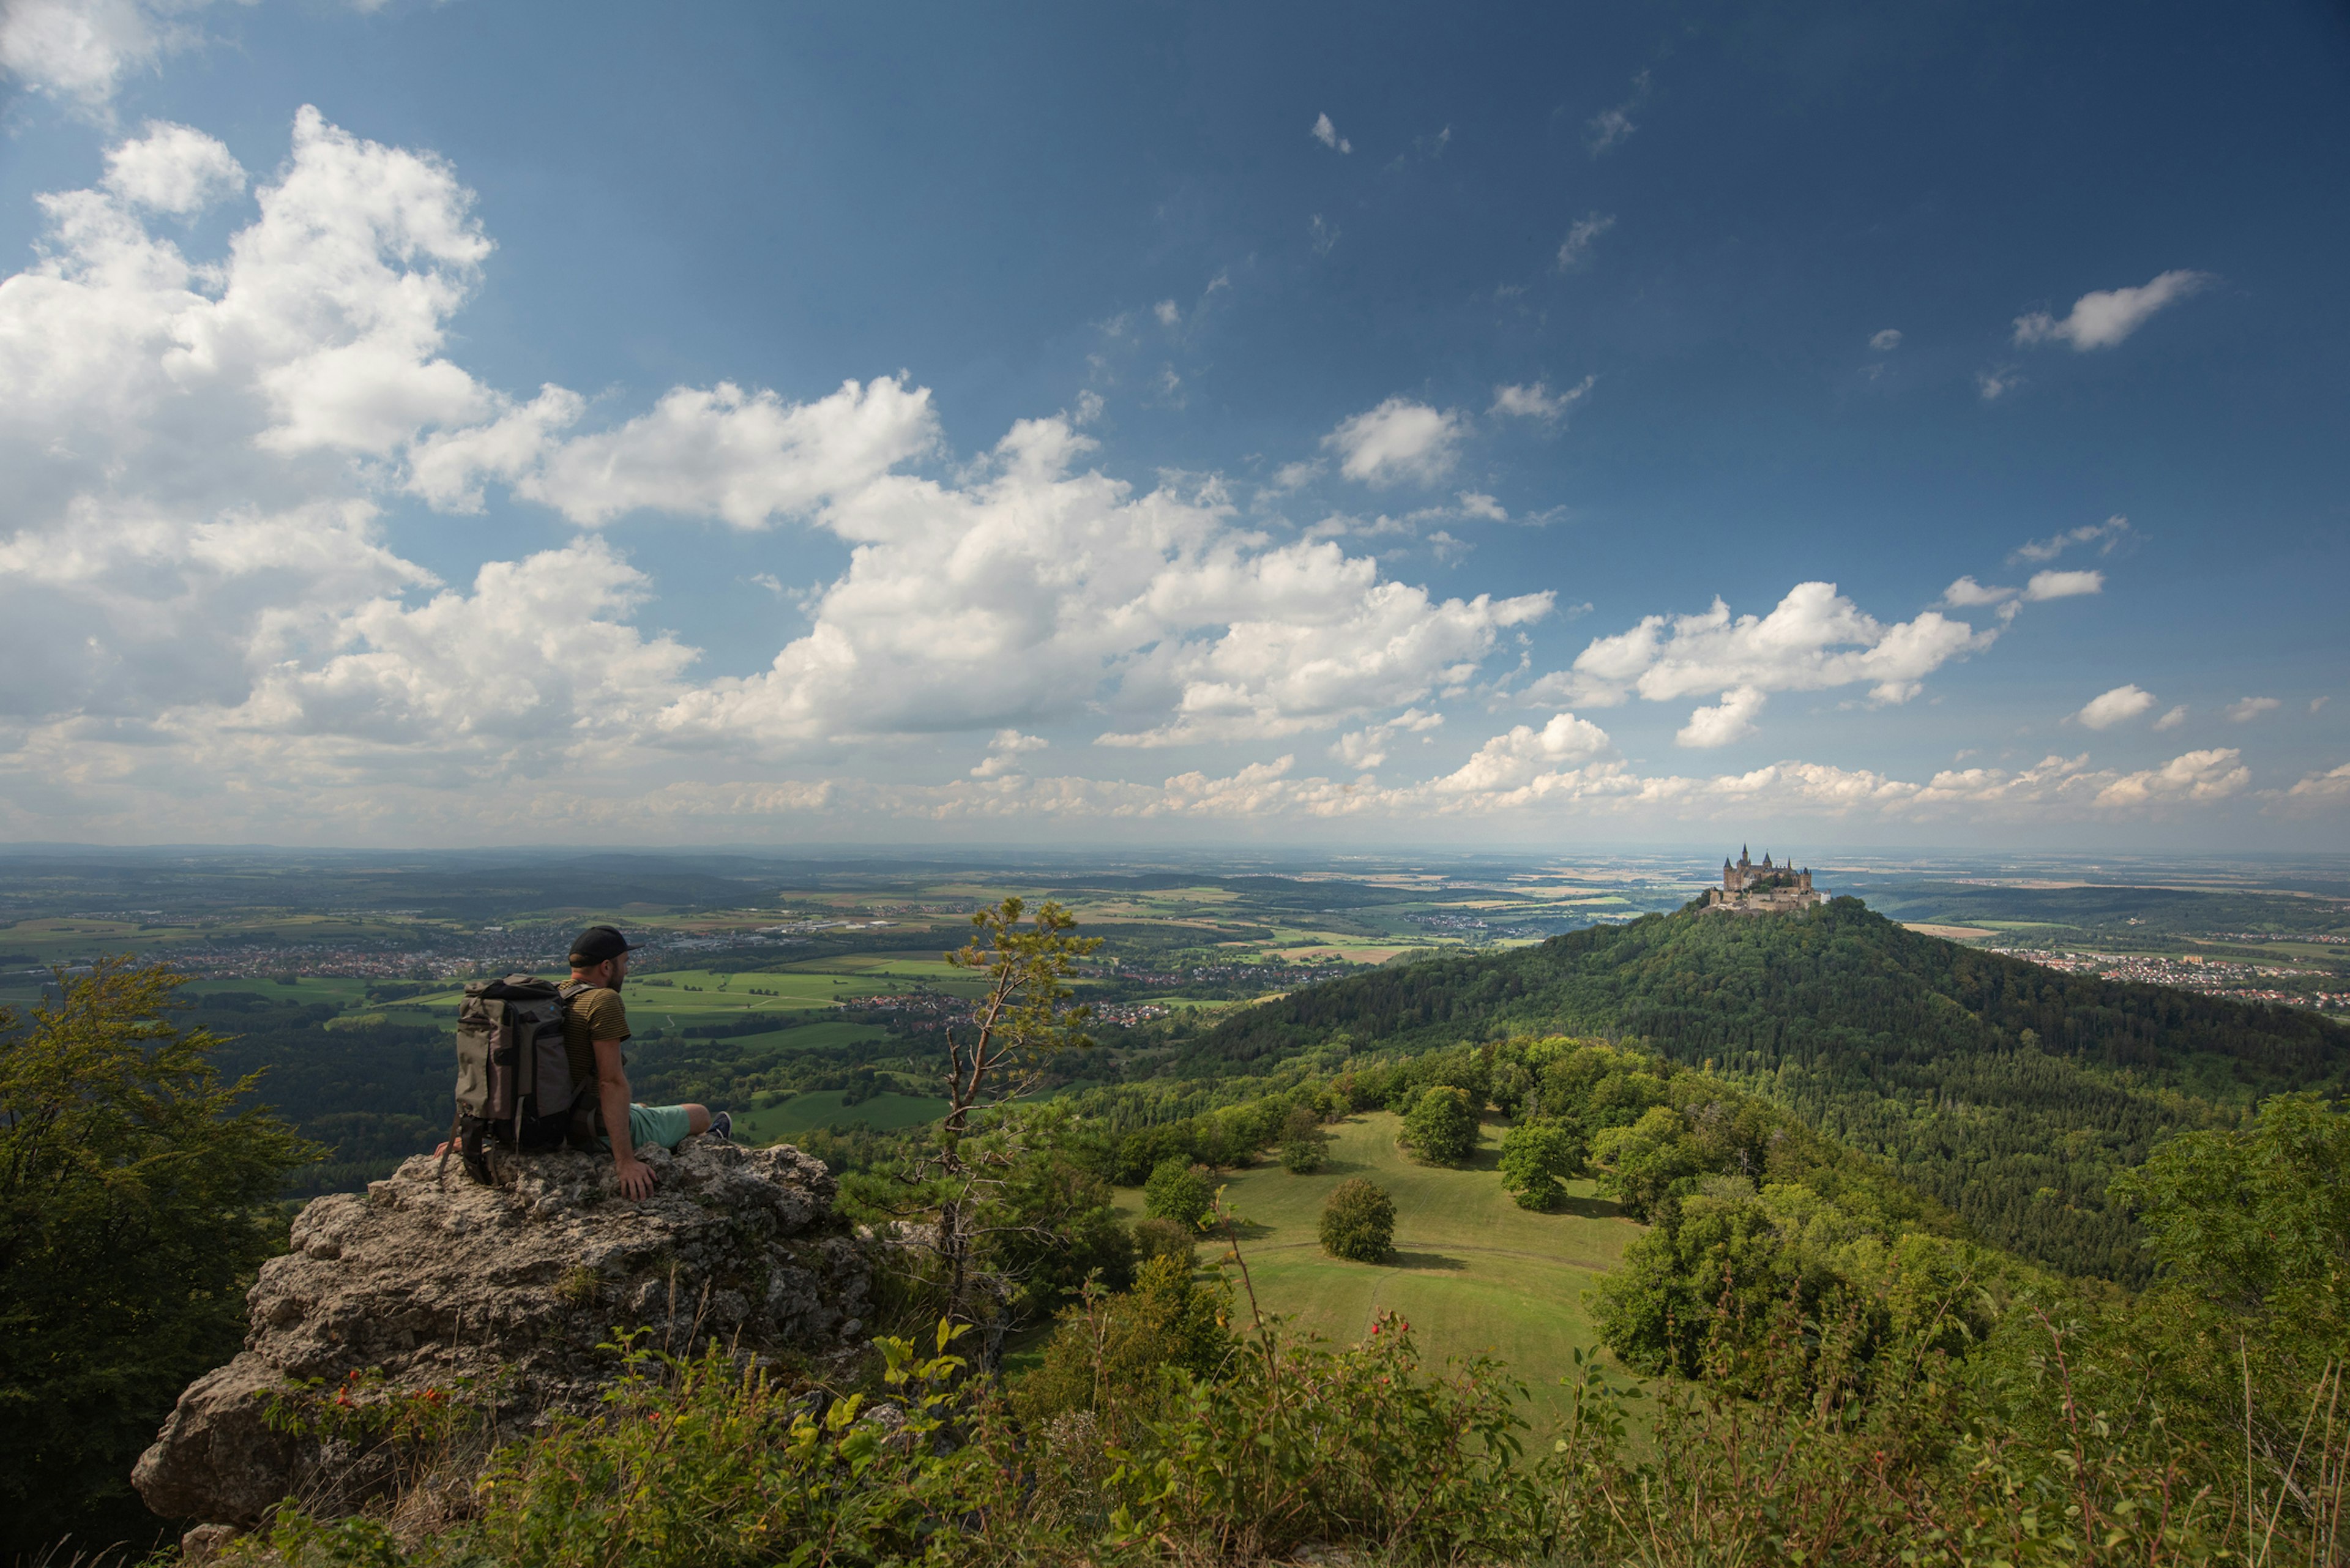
[0,0,2344,848]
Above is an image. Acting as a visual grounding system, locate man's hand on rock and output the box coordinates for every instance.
[613,1154,655,1200]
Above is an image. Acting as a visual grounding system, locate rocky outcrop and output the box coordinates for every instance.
[135,1138,870,1529]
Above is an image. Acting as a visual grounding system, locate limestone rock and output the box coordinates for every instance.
[135,1138,869,1528]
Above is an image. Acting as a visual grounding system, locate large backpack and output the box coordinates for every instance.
[445,975,598,1184]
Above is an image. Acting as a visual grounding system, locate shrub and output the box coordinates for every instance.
[1144,1157,1215,1229]
[1013,1256,1233,1441]
[238,1323,1020,1568]
[1401,1085,1479,1165]
[1102,1312,1540,1562]
[1319,1178,1396,1262]
[976,1140,1135,1325]
[1498,1119,1584,1210]
[1280,1136,1327,1174]
[1132,1215,1199,1270]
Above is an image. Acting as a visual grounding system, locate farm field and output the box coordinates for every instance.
[395,968,922,1021]
[718,1020,895,1055]
[734,1089,950,1142]
[1113,1110,1640,1433]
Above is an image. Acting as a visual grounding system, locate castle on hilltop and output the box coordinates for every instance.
[1701,845,1828,914]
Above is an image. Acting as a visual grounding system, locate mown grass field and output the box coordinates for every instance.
[1113,1110,1641,1433]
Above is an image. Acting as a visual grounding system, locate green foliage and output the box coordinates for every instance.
[0,959,316,1553]
[1318,1177,1395,1263]
[1399,1083,1478,1165]
[1142,1156,1213,1228]
[2110,1089,2350,1336]
[1278,1134,1327,1173]
[886,897,1103,1337]
[1496,1117,1583,1209]
[1195,899,2350,1280]
[1103,1312,1540,1562]
[241,1323,1008,1568]
[1130,1215,1198,1271]
[204,1198,2350,1568]
[1590,1103,1709,1221]
[1012,1256,1233,1441]
[969,1132,1133,1325]
[1275,1103,1329,1171]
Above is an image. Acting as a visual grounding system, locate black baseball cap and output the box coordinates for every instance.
[569,925,643,966]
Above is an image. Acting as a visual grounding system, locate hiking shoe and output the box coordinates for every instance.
[709,1110,733,1141]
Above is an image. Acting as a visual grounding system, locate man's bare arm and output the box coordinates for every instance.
[594,1036,653,1200]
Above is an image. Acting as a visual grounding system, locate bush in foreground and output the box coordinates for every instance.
[1013,1255,1231,1442]
[1131,1214,1199,1269]
[1319,1177,1396,1262]
[212,1269,2312,1568]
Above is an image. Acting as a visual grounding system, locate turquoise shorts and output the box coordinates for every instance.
[600,1103,696,1153]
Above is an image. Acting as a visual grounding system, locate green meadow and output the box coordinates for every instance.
[715,1019,895,1055]
[734,1089,950,1142]
[396,966,941,1021]
[1114,1110,1640,1433]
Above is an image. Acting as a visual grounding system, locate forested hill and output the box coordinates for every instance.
[1194,897,2350,1282]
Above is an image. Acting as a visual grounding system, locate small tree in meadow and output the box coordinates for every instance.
[1320,1178,1397,1262]
[1401,1085,1479,1166]
[1498,1119,1584,1210]
[1144,1156,1214,1229]
[1279,1104,1329,1173]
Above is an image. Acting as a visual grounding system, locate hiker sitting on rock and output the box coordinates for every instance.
[564,925,731,1199]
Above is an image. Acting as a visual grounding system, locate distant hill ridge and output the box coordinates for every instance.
[1196,897,2350,1281]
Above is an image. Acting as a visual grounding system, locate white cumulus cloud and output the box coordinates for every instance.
[2283,763,2350,809]
[1677,685,1768,749]
[2014,270,2213,351]
[1322,397,1466,488]
[508,378,937,529]
[1869,329,1902,352]
[1940,576,2015,607]
[1434,714,1615,798]
[2075,684,2155,730]
[1329,707,1442,772]
[0,107,1572,819]
[103,120,244,212]
[1311,113,1352,154]
[1525,582,1997,730]
[0,106,2315,844]
[971,728,1049,778]
[1,0,196,110]
[2023,570,2103,601]
[2225,696,2280,722]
